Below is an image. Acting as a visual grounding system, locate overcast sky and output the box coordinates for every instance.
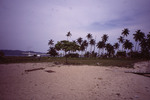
[0,0,150,52]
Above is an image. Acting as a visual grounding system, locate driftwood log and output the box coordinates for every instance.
[25,67,45,72]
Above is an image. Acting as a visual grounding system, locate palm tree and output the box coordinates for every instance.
[86,33,92,41]
[113,43,119,51]
[147,32,150,39]
[118,36,124,51]
[140,38,147,52]
[48,39,54,48]
[86,33,92,52]
[80,43,85,56]
[101,34,109,54]
[113,43,120,55]
[147,32,150,50]
[102,34,108,43]
[82,40,88,53]
[97,41,105,56]
[77,37,83,46]
[66,31,72,40]
[105,43,114,57]
[105,43,111,56]
[121,28,130,37]
[89,39,95,53]
[140,33,150,58]
[123,39,133,53]
[133,30,145,51]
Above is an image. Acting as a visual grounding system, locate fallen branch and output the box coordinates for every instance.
[25,67,45,72]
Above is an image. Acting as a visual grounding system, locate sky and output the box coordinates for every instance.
[0,0,150,52]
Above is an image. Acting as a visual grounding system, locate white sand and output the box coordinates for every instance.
[0,62,150,100]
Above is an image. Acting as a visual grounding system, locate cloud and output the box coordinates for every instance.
[0,0,150,52]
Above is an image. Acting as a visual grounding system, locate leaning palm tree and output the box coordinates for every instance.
[48,39,54,48]
[118,36,124,51]
[121,28,130,37]
[66,31,72,40]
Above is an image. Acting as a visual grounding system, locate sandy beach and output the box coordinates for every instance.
[0,62,150,100]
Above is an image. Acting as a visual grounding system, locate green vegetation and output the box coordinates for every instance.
[55,40,80,63]
[1,29,149,68]
[0,56,143,68]
[47,29,150,59]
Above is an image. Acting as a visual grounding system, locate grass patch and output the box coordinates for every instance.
[0,56,144,68]
[65,58,142,68]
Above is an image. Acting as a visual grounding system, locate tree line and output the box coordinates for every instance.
[48,28,150,59]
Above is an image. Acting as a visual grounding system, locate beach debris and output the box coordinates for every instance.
[25,67,45,72]
[45,70,55,73]
[96,62,100,66]
[98,78,103,80]
[124,70,150,77]
[54,62,61,65]
[116,93,121,96]
[50,64,55,67]
[134,95,139,98]
[25,67,55,73]
[125,70,150,74]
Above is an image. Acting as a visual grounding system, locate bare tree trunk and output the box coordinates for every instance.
[64,51,67,64]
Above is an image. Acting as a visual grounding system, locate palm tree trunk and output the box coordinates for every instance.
[98,49,100,57]
[122,44,124,51]
[85,47,87,54]
[137,44,140,52]
[102,48,104,55]
[90,45,92,53]
[94,44,95,52]
[135,42,137,52]
[65,51,68,64]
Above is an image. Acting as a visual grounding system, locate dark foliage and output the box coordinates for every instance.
[65,53,79,58]
[0,51,5,62]
[47,47,58,57]
[84,51,90,58]
[0,51,5,57]
[116,51,126,58]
